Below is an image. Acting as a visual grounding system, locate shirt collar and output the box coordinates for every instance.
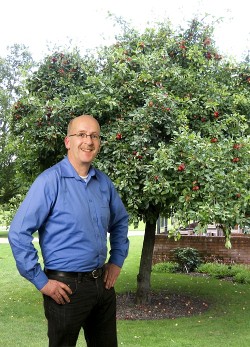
[60,157,97,180]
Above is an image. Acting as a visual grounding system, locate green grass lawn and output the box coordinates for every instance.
[1,236,250,346]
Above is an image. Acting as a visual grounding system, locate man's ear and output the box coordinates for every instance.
[98,141,102,153]
[64,136,70,150]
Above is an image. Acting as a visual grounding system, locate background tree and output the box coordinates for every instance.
[0,44,34,210]
[9,19,250,303]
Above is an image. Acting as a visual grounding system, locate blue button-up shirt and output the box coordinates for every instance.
[8,157,129,290]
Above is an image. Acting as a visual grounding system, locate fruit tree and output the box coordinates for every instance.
[10,19,250,303]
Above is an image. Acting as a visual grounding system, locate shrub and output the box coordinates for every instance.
[197,263,233,278]
[173,247,201,273]
[152,262,179,274]
[153,260,250,284]
[197,263,250,283]
[233,270,250,284]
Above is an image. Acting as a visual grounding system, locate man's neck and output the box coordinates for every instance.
[67,156,91,177]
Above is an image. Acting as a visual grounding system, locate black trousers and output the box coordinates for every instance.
[43,273,117,347]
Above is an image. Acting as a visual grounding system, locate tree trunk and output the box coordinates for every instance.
[135,216,158,304]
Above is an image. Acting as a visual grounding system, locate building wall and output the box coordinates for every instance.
[153,235,250,265]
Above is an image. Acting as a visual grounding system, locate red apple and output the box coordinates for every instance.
[205,52,212,59]
[203,37,211,45]
[214,53,222,60]
[233,144,242,149]
[192,185,200,191]
[177,163,185,171]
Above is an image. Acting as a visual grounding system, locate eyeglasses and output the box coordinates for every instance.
[68,133,101,140]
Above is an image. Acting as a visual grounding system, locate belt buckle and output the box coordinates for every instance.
[92,269,99,279]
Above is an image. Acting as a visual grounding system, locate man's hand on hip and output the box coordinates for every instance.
[40,279,72,304]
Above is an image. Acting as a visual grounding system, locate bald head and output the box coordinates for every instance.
[67,115,100,136]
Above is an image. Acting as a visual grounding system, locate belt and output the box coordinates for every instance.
[45,267,104,280]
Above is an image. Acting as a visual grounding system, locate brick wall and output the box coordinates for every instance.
[153,234,250,265]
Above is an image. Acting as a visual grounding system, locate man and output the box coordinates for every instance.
[8,115,129,347]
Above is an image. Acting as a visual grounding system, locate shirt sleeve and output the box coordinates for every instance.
[107,180,129,268]
[8,174,54,290]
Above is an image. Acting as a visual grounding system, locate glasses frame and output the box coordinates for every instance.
[68,132,101,141]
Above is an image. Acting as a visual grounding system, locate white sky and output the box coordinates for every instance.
[0,0,249,61]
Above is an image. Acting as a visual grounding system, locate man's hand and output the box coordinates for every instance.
[104,263,121,289]
[40,279,72,304]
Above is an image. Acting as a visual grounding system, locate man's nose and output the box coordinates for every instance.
[84,135,94,143]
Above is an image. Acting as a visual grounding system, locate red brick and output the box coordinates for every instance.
[153,235,250,265]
